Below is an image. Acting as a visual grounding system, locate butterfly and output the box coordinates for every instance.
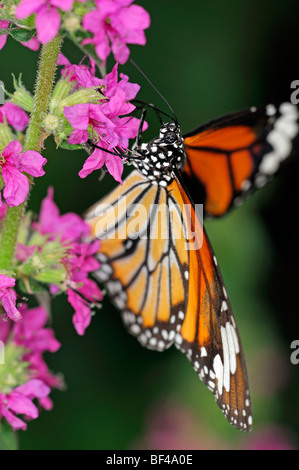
[84,100,299,431]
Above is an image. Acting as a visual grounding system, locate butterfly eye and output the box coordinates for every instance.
[164,131,177,144]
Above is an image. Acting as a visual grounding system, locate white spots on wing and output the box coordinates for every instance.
[266,104,276,116]
[213,255,218,266]
[184,270,189,280]
[170,315,176,324]
[245,399,250,407]
[149,337,157,347]
[230,320,240,354]
[260,102,298,176]
[255,173,267,188]
[175,333,183,345]
[178,310,185,321]
[106,280,122,295]
[213,354,224,395]
[240,179,251,191]
[130,324,141,335]
[248,415,253,426]
[168,330,175,341]
[208,380,215,389]
[161,329,168,340]
[220,325,230,392]
[200,347,207,357]
[114,293,127,310]
[221,300,228,312]
[250,106,257,113]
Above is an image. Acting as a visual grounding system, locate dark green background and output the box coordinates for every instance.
[1,0,299,450]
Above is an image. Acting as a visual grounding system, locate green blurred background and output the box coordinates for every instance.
[1,0,299,450]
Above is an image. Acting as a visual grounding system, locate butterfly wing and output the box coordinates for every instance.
[183,102,299,217]
[172,171,252,431]
[85,170,190,351]
[86,168,252,431]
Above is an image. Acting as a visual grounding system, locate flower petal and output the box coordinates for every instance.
[105,153,123,184]
[1,289,22,322]
[78,147,106,178]
[17,150,47,177]
[35,5,60,44]
[16,0,45,19]
[2,165,29,207]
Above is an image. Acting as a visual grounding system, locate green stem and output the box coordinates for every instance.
[0,35,62,273]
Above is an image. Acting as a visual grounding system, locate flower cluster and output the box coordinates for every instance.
[17,187,103,335]
[63,62,145,183]
[0,0,151,442]
[2,0,151,64]
[82,0,150,64]
[0,305,61,430]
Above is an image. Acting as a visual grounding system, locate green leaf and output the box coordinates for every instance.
[8,28,36,43]
[0,421,18,450]
[60,141,86,151]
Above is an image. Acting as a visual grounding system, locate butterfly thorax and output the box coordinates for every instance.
[132,122,186,187]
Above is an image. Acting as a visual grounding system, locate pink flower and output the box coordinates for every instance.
[0,274,22,322]
[16,0,87,44]
[0,140,47,207]
[79,144,124,183]
[37,186,90,242]
[82,0,150,64]
[57,53,102,88]
[13,305,63,393]
[35,188,103,335]
[0,103,29,132]
[0,305,62,430]
[64,64,145,183]
[0,379,50,430]
[13,306,61,354]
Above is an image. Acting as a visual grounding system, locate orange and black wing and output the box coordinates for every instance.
[172,171,253,430]
[183,102,299,217]
[86,168,253,431]
[85,170,190,351]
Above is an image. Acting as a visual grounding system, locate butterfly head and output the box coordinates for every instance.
[133,122,186,186]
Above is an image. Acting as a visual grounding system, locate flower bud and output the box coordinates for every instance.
[58,88,104,111]
[0,342,29,394]
[43,114,60,132]
[0,123,14,150]
[49,79,73,114]
[64,14,81,33]
[8,75,33,112]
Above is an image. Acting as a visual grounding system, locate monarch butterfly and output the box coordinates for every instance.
[84,100,299,431]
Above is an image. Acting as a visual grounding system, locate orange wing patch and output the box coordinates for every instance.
[184,126,256,216]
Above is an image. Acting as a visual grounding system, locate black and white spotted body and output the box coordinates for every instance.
[132,122,186,187]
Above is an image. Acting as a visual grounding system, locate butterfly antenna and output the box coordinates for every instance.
[129,58,178,124]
